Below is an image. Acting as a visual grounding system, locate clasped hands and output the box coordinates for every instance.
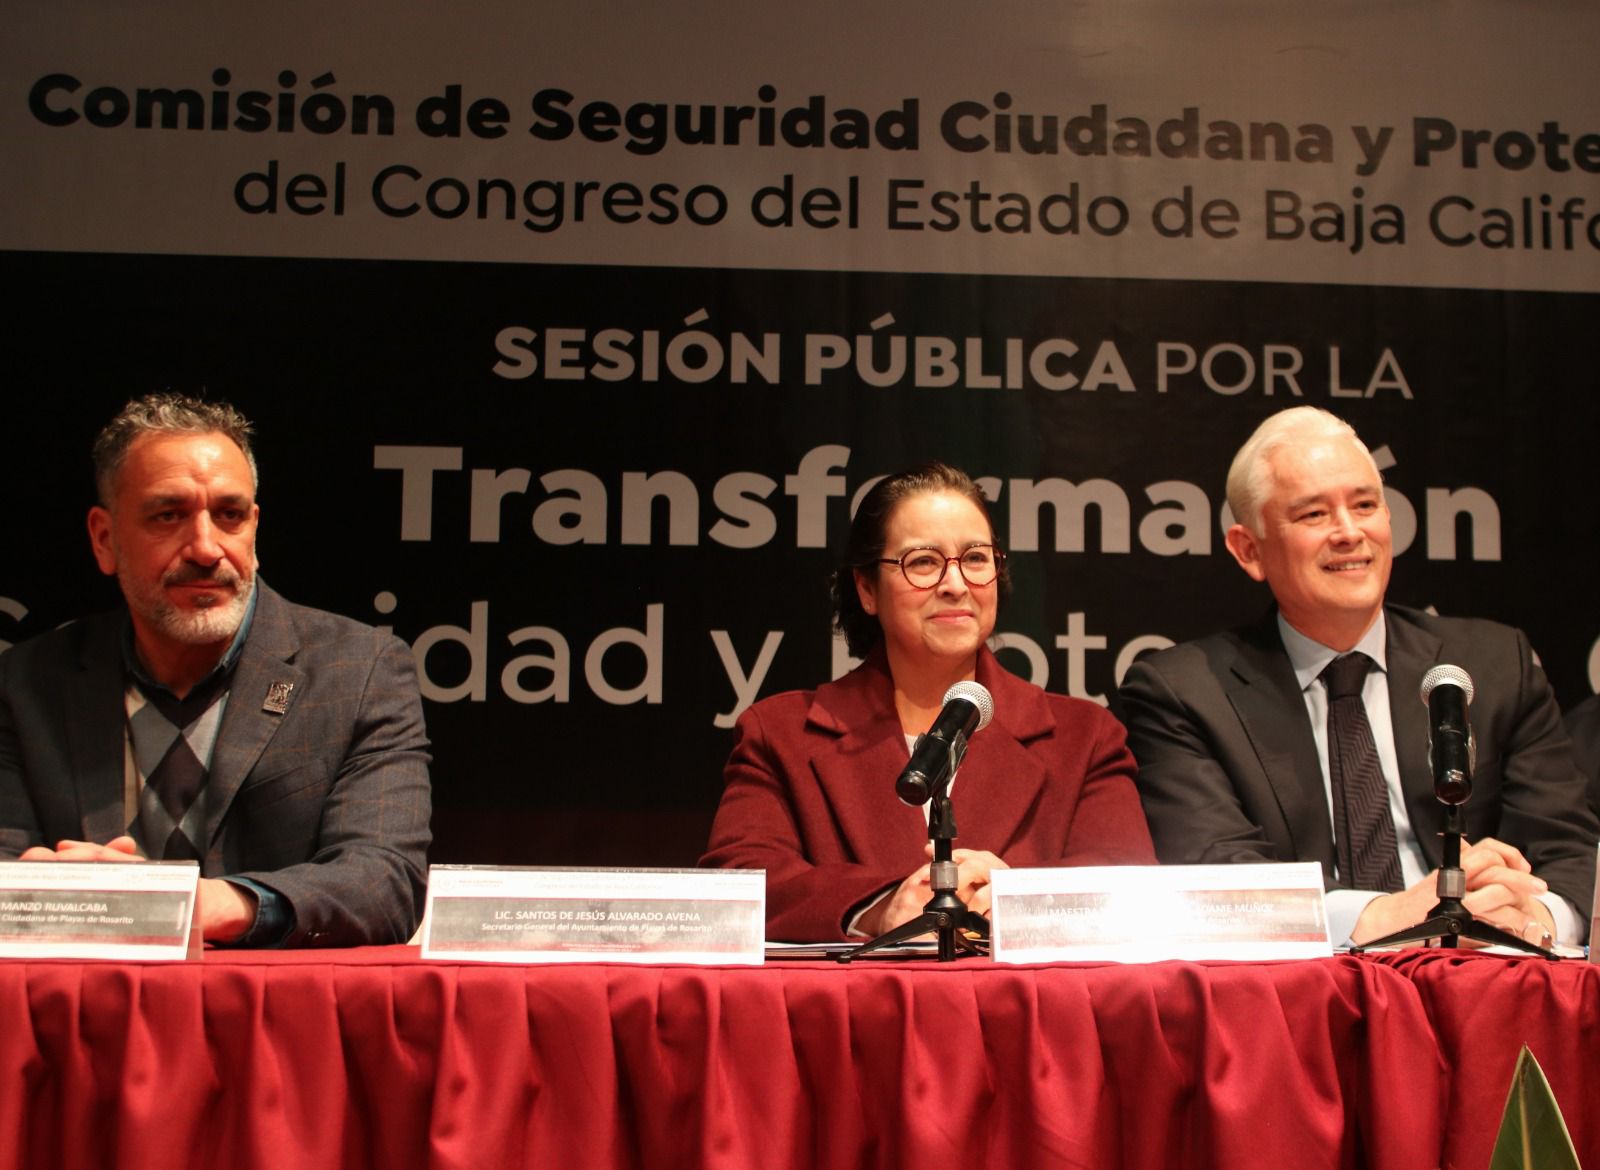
[856,835,1556,948]
[19,835,257,943]
[857,843,1008,937]
[1349,835,1556,947]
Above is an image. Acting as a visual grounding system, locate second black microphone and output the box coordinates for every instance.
[895,680,995,805]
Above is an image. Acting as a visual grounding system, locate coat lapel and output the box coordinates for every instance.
[66,615,135,843]
[202,584,303,853]
[1224,615,1336,872]
[1383,608,1444,865]
[805,652,927,863]
[953,654,1054,850]
[801,647,1053,863]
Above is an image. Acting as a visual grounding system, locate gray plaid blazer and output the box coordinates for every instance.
[0,581,431,946]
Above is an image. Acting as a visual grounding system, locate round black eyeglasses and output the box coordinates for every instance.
[873,545,1004,589]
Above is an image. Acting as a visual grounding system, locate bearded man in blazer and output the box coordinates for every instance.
[0,394,430,947]
[1118,407,1597,947]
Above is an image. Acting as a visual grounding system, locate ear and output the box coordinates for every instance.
[87,506,118,577]
[853,566,878,616]
[1224,523,1268,583]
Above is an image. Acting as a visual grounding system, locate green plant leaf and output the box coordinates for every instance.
[1488,1045,1582,1170]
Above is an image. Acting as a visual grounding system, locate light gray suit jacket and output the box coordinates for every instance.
[0,581,431,946]
[1117,605,1598,922]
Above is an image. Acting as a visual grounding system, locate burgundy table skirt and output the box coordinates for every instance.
[1374,950,1600,1170]
[0,949,1443,1170]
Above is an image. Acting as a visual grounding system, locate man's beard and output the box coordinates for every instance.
[120,561,256,646]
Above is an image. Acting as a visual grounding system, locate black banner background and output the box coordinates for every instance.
[5,249,1595,865]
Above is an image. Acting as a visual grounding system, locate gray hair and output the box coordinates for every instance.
[92,393,258,507]
[1225,407,1376,533]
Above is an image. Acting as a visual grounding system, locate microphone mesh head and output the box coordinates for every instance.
[943,680,994,731]
[1420,664,1474,705]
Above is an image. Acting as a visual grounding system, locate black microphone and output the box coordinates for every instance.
[895,681,994,806]
[1421,664,1475,805]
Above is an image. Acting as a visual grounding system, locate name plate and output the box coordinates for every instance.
[0,861,200,961]
[990,862,1331,963]
[420,865,765,964]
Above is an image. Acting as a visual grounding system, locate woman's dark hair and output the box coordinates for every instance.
[829,461,1009,657]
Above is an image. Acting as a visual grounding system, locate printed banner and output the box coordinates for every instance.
[3,2,1596,869]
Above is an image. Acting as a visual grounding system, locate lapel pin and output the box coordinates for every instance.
[262,680,296,715]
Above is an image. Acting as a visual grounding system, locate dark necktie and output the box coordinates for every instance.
[1321,652,1404,893]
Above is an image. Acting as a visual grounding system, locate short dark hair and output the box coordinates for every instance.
[92,392,257,507]
[830,462,1008,657]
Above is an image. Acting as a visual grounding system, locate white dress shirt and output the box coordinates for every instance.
[1277,612,1578,945]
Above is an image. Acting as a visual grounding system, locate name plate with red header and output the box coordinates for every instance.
[0,860,199,961]
[990,862,1331,963]
[420,865,765,964]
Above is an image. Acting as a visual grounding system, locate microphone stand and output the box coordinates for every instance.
[838,748,989,963]
[1351,788,1557,959]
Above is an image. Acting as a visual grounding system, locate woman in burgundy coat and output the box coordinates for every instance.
[701,463,1155,941]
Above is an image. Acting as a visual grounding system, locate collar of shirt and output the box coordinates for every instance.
[120,583,259,699]
[1277,609,1389,689]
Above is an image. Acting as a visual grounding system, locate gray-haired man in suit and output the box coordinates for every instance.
[0,394,431,946]
[1118,406,1597,947]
